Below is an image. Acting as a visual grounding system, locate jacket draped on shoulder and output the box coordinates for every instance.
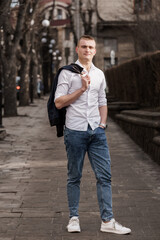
[47,63,83,137]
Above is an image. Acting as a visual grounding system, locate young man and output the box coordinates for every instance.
[54,35,131,234]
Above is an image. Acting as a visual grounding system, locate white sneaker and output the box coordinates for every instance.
[100,218,131,235]
[67,216,81,233]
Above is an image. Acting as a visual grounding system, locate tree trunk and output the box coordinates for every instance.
[2,1,29,116]
[19,0,41,105]
[32,57,38,98]
[42,61,50,95]
[19,54,30,106]
[0,61,3,126]
[4,62,17,116]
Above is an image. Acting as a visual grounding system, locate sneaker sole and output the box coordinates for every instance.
[67,229,81,233]
[100,228,131,235]
[67,226,81,233]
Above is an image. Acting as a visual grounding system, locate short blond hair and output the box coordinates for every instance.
[77,35,96,46]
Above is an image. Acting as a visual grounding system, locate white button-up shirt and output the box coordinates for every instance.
[55,60,107,131]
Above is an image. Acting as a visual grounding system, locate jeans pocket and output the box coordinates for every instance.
[97,127,105,133]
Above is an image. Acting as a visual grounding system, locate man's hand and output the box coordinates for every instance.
[55,73,90,109]
[81,73,90,91]
[55,72,91,110]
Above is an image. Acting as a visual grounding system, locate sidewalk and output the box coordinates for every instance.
[0,96,160,240]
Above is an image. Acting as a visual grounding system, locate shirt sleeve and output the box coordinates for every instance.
[98,72,107,107]
[54,70,71,101]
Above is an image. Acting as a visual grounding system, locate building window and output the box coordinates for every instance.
[49,9,53,20]
[104,38,117,54]
[104,58,118,71]
[65,28,70,40]
[134,0,152,13]
[57,9,62,19]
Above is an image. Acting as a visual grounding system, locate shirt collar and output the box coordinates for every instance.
[75,60,96,73]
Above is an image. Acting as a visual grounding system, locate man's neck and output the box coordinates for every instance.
[78,59,92,72]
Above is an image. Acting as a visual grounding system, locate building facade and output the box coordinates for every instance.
[94,0,158,70]
[39,0,159,72]
[39,0,75,68]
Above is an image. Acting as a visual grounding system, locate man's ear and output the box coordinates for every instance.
[76,46,78,53]
[94,49,96,55]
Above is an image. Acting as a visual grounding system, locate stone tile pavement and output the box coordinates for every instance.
[0,96,160,240]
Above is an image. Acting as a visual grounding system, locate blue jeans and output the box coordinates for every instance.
[64,125,113,221]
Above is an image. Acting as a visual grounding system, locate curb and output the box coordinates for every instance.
[0,128,7,140]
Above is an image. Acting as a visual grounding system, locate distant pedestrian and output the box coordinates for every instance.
[54,35,131,234]
[37,75,43,98]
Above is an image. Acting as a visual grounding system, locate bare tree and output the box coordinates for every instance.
[18,0,40,106]
[130,1,160,55]
[0,0,30,116]
[79,0,96,35]
[0,0,41,114]
[67,0,97,46]
[66,4,78,46]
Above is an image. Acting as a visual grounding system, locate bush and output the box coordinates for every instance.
[106,51,160,108]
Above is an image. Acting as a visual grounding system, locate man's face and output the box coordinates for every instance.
[76,38,96,62]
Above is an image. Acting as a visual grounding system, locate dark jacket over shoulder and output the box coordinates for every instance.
[47,63,83,137]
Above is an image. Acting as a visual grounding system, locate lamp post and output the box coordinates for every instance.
[48,39,57,89]
[41,19,50,94]
[52,50,62,77]
[58,56,62,61]
[42,19,50,27]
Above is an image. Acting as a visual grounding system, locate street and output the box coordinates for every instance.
[0,96,160,240]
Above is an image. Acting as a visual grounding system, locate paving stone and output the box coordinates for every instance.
[0,238,14,240]
[14,238,55,240]
[0,97,159,239]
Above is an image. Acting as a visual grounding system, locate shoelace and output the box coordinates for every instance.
[69,218,79,226]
